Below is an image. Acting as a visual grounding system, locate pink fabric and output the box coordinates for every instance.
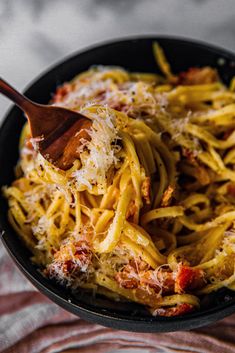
[1,242,235,353]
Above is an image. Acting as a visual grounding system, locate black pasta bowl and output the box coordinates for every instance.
[1,36,235,332]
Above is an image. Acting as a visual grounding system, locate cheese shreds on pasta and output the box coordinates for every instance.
[72,110,120,193]
[4,43,235,317]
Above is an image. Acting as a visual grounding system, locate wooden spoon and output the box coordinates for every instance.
[0,77,92,170]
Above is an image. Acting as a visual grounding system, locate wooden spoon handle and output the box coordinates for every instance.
[0,77,34,112]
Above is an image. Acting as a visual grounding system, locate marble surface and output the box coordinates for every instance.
[1,0,235,120]
[0,1,235,352]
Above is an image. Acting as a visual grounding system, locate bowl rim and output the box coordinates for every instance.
[1,35,235,332]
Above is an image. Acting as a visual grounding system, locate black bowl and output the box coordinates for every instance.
[1,36,235,332]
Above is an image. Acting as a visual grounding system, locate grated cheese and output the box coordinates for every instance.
[32,215,50,236]
[72,109,121,193]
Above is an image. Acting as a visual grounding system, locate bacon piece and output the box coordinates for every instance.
[141,177,151,205]
[153,303,194,317]
[129,258,150,272]
[116,260,175,295]
[52,83,72,103]
[74,241,93,267]
[175,265,205,293]
[59,260,75,275]
[139,268,175,295]
[115,264,139,289]
[48,240,93,278]
[116,262,204,307]
[178,67,218,85]
[54,240,91,261]
[115,273,138,289]
[115,260,150,290]
[161,185,174,207]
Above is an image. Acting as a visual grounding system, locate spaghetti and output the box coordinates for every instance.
[4,44,235,316]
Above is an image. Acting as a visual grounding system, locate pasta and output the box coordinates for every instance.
[4,44,235,317]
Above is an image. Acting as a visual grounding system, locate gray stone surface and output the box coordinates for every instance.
[1,0,235,120]
[0,1,235,351]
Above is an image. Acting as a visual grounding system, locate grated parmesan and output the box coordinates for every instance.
[32,215,51,236]
[72,109,121,193]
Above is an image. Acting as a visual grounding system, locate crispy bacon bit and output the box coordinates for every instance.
[139,268,175,294]
[227,183,235,197]
[161,185,174,207]
[152,303,194,317]
[116,262,204,311]
[141,177,151,205]
[54,240,92,263]
[52,83,72,103]
[178,67,219,85]
[129,258,150,272]
[115,264,139,289]
[175,265,205,293]
[48,240,93,279]
[59,260,75,275]
[115,260,150,290]
[74,242,92,266]
[115,273,138,289]
[116,260,176,295]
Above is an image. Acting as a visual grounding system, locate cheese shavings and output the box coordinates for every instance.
[72,109,121,194]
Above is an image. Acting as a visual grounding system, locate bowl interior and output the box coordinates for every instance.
[1,37,235,332]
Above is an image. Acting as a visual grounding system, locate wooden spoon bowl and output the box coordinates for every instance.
[0,77,91,170]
